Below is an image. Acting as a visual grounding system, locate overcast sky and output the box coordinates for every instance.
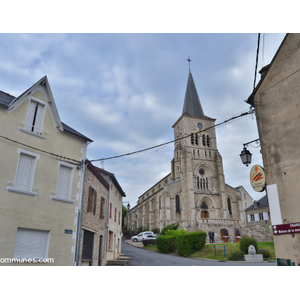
[0,33,286,208]
[0,33,286,209]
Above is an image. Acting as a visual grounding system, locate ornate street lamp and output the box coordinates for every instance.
[240,146,252,167]
[123,201,130,211]
[239,138,260,167]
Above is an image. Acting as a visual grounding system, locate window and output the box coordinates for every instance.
[51,163,74,203]
[13,228,50,259]
[250,214,255,221]
[114,207,117,222]
[7,150,39,196]
[196,168,209,190]
[202,134,205,146]
[259,213,264,221]
[227,198,232,215]
[191,132,194,145]
[118,211,121,225]
[110,203,112,219]
[25,100,45,134]
[175,195,180,213]
[206,135,210,147]
[195,133,198,145]
[82,230,94,262]
[87,186,97,215]
[108,231,113,250]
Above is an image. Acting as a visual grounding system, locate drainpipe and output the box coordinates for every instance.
[75,159,88,266]
[105,178,111,256]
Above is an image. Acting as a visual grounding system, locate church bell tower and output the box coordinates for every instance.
[171,66,227,228]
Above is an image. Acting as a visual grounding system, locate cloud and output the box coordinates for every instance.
[0,33,286,208]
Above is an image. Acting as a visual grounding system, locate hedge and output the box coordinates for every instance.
[142,239,157,247]
[175,231,207,257]
[156,235,177,254]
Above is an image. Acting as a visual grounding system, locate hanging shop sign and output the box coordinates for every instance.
[250,164,266,192]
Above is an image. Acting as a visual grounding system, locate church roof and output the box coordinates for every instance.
[182,69,206,118]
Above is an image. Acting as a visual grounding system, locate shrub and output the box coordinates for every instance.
[175,231,207,257]
[228,251,244,261]
[239,235,258,254]
[156,235,176,254]
[142,239,157,247]
[160,223,179,235]
[259,249,270,259]
[165,228,187,236]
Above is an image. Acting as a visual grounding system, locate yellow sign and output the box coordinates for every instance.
[250,165,266,192]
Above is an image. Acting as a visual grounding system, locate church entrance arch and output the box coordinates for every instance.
[196,197,215,221]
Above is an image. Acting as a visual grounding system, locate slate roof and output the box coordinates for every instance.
[0,91,16,107]
[182,70,206,118]
[61,122,93,143]
[94,166,126,197]
[245,195,269,211]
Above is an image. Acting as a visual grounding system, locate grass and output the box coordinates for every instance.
[143,242,276,261]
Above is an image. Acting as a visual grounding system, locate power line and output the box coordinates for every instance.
[89,110,252,163]
[0,110,253,166]
[0,134,82,165]
[253,33,261,90]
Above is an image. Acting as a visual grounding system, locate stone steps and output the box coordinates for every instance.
[106,254,131,266]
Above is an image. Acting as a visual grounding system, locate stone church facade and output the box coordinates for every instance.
[125,69,254,242]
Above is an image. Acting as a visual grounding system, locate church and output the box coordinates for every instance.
[125,68,254,242]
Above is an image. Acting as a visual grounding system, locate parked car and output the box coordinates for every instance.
[131,231,154,242]
[142,234,157,241]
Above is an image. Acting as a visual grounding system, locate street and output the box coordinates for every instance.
[121,240,276,266]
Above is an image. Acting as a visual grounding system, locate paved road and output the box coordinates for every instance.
[121,240,276,266]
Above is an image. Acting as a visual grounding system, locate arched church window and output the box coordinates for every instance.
[227,198,232,215]
[197,168,209,191]
[207,135,210,147]
[175,195,180,213]
[191,133,194,145]
[202,134,205,146]
[195,133,198,145]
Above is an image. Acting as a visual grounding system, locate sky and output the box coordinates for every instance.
[0,32,286,209]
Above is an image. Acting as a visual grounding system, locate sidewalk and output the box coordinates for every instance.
[124,239,144,248]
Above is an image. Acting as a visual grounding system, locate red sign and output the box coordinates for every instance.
[272,222,300,235]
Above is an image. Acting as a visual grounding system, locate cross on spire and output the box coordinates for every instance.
[187,56,192,69]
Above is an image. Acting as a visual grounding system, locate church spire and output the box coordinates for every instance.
[182,67,205,118]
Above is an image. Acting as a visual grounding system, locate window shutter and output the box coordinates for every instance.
[34,103,45,133]
[118,211,120,225]
[93,190,97,215]
[56,165,72,199]
[15,153,35,191]
[25,101,37,131]
[100,197,104,219]
[13,228,49,258]
[87,186,93,212]
[110,203,112,219]
[115,207,117,222]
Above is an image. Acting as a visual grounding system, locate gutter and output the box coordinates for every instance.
[75,159,88,266]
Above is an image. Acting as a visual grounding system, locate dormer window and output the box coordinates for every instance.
[26,100,45,134]
[20,99,46,139]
